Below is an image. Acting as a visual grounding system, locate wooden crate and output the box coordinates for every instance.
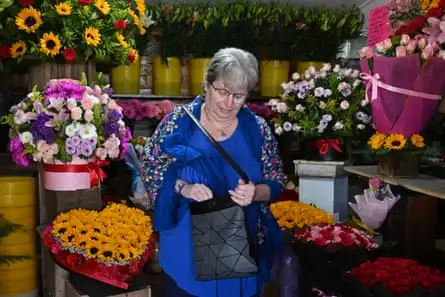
[28,62,96,90]
[66,273,151,297]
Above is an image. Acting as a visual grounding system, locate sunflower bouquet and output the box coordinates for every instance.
[270,200,334,230]
[368,132,426,177]
[41,203,155,289]
[0,0,154,67]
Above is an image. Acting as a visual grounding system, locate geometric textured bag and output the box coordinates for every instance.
[184,107,258,281]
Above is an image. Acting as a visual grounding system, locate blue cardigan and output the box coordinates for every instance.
[138,96,286,282]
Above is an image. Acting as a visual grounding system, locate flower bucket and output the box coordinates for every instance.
[111,59,141,95]
[377,152,421,178]
[297,61,325,74]
[360,55,445,136]
[188,58,211,96]
[152,56,181,96]
[42,157,109,191]
[260,60,290,97]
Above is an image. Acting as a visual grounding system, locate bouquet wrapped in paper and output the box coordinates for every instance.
[41,203,155,289]
[349,177,401,231]
[360,1,445,136]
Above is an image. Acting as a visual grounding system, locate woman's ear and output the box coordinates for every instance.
[202,82,209,93]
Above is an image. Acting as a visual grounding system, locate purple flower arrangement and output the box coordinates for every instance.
[1,79,132,166]
[268,64,372,139]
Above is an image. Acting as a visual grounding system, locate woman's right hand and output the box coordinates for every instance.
[182,183,213,201]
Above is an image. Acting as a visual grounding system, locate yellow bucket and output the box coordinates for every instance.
[0,177,37,297]
[188,58,211,96]
[297,61,325,74]
[152,56,181,96]
[111,59,141,95]
[260,60,290,97]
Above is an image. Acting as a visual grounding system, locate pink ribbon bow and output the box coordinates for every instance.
[360,72,442,102]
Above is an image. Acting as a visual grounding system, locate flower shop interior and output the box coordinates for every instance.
[3,0,445,296]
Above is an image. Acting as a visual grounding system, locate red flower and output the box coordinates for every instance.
[63,48,76,63]
[350,257,445,293]
[440,0,445,9]
[78,0,91,5]
[114,19,127,30]
[19,0,34,7]
[0,46,10,59]
[427,7,444,18]
[128,52,136,63]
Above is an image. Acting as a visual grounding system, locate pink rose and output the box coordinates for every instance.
[84,110,94,122]
[37,140,49,153]
[396,46,407,57]
[99,94,109,104]
[400,34,410,46]
[95,148,107,160]
[81,98,93,110]
[406,39,417,52]
[359,46,374,59]
[422,44,436,59]
[383,38,392,51]
[67,98,77,110]
[42,151,54,164]
[108,148,120,159]
[416,36,427,49]
[107,100,122,111]
[375,42,385,52]
[71,107,82,120]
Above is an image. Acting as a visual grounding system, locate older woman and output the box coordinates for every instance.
[137,48,285,297]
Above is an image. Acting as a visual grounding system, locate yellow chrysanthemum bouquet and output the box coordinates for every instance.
[270,200,334,230]
[41,203,155,289]
[0,0,155,67]
[368,132,426,177]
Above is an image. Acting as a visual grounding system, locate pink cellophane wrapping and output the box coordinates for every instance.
[361,55,445,136]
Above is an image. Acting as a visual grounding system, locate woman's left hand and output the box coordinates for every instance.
[229,179,256,206]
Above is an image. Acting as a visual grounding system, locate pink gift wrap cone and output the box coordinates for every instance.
[361,55,445,136]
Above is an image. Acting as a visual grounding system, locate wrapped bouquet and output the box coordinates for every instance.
[1,78,131,191]
[42,203,155,289]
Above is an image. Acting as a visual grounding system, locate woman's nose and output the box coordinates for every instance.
[224,95,234,108]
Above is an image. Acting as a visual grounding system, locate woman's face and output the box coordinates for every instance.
[204,80,248,120]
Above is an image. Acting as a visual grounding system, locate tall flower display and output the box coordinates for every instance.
[268,64,371,160]
[1,78,131,190]
[0,0,154,66]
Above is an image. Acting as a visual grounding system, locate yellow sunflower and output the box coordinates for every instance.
[115,32,128,48]
[94,0,110,15]
[40,32,61,56]
[55,2,72,16]
[368,133,386,150]
[16,7,42,33]
[84,27,101,46]
[10,41,27,58]
[421,0,439,12]
[410,134,425,148]
[384,133,407,150]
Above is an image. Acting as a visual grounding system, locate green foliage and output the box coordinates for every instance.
[0,215,31,266]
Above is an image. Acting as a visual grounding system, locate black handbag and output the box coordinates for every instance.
[183,106,258,281]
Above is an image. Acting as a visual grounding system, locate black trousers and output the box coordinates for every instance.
[163,273,260,297]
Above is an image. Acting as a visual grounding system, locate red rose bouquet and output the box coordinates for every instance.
[293,224,379,296]
[346,257,445,297]
[41,203,156,289]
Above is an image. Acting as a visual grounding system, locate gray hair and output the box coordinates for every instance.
[205,48,259,92]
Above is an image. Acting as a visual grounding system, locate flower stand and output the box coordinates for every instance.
[294,160,349,221]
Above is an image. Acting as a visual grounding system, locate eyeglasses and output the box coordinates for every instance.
[210,83,248,102]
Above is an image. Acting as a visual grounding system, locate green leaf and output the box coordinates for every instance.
[0,217,27,240]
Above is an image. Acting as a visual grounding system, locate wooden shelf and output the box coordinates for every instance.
[111,94,273,102]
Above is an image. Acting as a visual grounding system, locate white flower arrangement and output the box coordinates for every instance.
[268,63,372,139]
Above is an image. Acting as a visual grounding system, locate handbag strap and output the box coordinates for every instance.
[182,106,250,183]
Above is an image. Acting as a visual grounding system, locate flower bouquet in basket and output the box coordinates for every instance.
[293,223,379,296]
[41,203,156,289]
[360,1,445,176]
[0,78,131,191]
[345,257,445,297]
[268,64,372,161]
